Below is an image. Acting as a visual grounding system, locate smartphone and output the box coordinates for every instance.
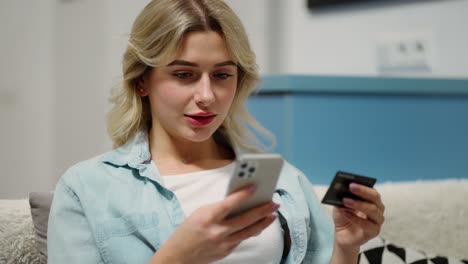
[225,153,284,218]
[321,171,377,207]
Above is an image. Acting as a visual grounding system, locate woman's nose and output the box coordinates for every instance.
[194,74,215,106]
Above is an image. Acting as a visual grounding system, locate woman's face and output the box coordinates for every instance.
[142,31,238,143]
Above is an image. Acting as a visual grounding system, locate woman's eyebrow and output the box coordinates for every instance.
[214,61,236,67]
[166,60,236,67]
[167,60,197,67]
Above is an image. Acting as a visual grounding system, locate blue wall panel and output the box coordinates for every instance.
[247,75,468,184]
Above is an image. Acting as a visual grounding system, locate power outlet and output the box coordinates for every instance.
[377,32,433,73]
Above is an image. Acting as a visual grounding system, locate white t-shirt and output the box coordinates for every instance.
[162,162,284,264]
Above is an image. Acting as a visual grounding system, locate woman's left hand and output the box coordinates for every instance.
[332,183,385,250]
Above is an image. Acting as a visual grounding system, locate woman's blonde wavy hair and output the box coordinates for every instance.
[107,0,275,152]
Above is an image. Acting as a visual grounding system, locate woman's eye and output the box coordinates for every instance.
[214,73,233,80]
[173,72,192,79]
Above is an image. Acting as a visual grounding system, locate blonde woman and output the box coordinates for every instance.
[47,0,385,263]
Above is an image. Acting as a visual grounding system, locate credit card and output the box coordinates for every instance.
[321,171,377,207]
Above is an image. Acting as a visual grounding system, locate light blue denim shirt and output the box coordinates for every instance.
[48,130,334,264]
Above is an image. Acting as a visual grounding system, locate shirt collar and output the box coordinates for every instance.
[100,129,151,169]
[99,129,245,169]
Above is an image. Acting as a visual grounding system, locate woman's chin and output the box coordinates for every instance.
[183,129,217,143]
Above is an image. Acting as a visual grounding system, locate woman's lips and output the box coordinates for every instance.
[184,114,217,126]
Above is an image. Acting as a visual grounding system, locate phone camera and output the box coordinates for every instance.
[238,171,245,178]
[241,163,247,169]
[248,167,255,173]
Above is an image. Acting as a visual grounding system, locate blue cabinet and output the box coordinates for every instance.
[247,75,468,184]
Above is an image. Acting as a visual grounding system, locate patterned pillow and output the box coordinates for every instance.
[358,237,468,264]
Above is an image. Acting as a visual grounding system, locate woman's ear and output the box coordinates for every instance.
[138,76,149,97]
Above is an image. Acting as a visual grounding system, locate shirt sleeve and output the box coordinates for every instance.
[47,172,104,264]
[298,172,334,264]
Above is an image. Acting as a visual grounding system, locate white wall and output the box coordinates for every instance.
[0,0,55,198]
[53,0,110,182]
[279,0,468,77]
[1,0,467,198]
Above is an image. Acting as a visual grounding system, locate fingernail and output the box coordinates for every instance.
[343,198,354,207]
[271,203,280,211]
[270,213,278,220]
[349,183,360,192]
[246,185,256,193]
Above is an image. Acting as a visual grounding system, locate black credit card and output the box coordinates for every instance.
[321,171,377,207]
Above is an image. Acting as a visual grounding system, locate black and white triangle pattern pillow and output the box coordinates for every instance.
[358,237,468,264]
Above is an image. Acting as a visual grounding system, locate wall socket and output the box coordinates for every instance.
[377,32,433,74]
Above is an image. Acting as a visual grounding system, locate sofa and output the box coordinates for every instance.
[1,179,467,264]
[314,179,468,263]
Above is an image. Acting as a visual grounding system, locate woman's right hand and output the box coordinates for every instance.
[149,185,280,264]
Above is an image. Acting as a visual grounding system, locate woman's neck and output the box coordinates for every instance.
[148,128,234,174]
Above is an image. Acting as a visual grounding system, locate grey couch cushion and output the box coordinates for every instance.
[29,192,53,260]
